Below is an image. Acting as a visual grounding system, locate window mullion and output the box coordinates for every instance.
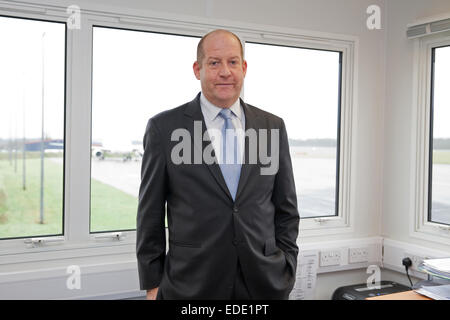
[65,17,93,242]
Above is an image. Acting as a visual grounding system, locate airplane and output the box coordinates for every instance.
[91,140,143,162]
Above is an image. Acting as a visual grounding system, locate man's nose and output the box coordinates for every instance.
[218,63,231,77]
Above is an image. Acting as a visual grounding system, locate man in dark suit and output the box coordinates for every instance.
[136,29,299,300]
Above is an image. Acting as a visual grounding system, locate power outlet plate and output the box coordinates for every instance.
[349,247,369,264]
[320,250,341,267]
[404,252,427,271]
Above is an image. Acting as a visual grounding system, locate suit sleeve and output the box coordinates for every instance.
[136,118,168,290]
[272,118,300,273]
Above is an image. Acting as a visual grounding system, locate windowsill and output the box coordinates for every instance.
[0,233,137,266]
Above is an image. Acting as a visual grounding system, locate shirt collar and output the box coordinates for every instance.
[200,93,243,121]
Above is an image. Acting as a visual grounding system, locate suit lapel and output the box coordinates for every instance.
[183,94,233,201]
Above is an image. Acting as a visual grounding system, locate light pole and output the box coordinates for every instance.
[39,32,45,225]
[22,75,26,191]
[8,112,12,165]
[14,112,17,173]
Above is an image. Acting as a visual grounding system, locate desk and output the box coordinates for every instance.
[366,290,432,300]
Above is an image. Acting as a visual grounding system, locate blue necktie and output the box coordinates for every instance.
[218,108,241,201]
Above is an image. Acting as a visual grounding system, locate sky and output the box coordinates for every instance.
[2,17,449,150]
[0,16,65,141]
[244,42,340,140]
[91,27,200,149]
[92,27,341,146]
[434,46,450,139]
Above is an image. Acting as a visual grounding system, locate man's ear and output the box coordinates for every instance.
[242,60,247,77]
[193,61,201,80]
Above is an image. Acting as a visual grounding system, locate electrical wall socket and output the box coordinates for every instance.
[320,250,342,267]
[404,252,427,271]
[349,247,369,264]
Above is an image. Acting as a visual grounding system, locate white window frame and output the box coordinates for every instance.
[240,35,357,236]
[0,7,71,254]
[0,1,358,265]
[410,31,450,244]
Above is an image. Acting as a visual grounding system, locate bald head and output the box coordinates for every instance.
[196,29,244,67]
[192,28,247,108]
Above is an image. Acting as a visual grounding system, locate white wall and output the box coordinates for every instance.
[11,0,385,242]
[95,0,386,297]
[2,0,387,299]
[91,0,388,243]
[2,0,448,299]
[383,0,450,252]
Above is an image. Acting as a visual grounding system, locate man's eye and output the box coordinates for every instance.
[210,61,219,66]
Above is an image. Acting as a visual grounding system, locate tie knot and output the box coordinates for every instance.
[219,108,233,120]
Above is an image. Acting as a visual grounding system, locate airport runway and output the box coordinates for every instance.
[53,149,450,224]
[431,164,450,225]
[91,158,141,198]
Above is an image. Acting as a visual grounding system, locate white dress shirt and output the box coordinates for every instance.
[200,93,246,164]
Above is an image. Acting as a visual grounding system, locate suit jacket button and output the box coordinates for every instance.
[233,206,238,213]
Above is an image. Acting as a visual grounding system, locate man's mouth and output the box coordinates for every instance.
[216,83,234,87]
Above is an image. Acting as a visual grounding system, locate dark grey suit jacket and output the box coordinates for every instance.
[136,93,299,299]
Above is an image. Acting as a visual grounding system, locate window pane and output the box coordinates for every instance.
[91,27,199,233]
[430,45,450,226]
[244,42,341,219]
[0,17,65,239]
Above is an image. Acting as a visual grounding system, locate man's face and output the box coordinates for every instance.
[193,32,247,108]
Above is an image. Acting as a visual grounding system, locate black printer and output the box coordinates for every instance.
[332,281,410,300]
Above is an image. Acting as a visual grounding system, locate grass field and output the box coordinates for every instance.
[0,157,138,239]
[0,158,63,239]
[433,150,450,164]
[90,178,137,233]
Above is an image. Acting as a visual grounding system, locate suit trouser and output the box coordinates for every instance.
[155,260,251,300]
[231,260,251,300]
